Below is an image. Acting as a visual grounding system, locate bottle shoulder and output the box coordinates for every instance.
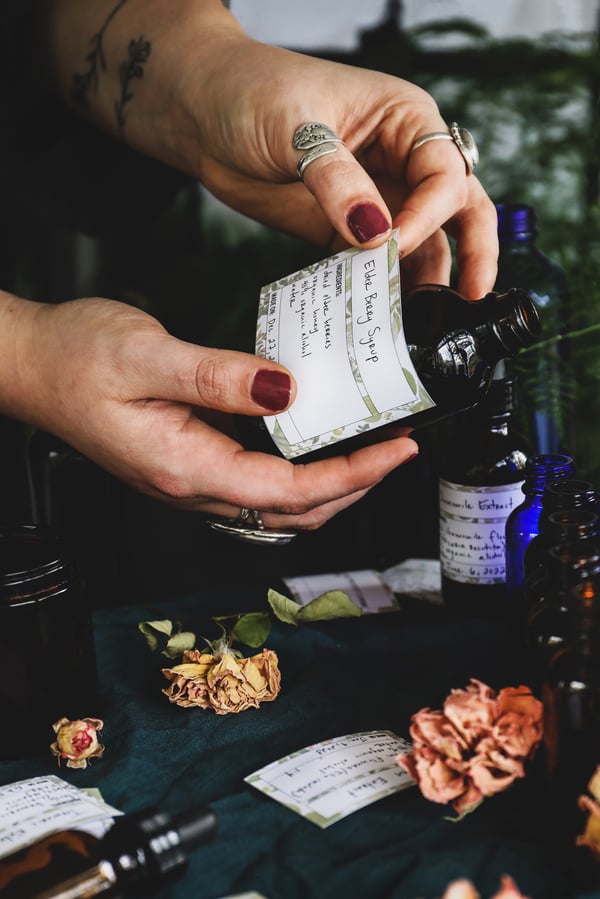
[495,244,571,302]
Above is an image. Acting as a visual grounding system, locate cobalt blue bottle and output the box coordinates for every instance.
[494,203,573,453]
[505,453,575,606]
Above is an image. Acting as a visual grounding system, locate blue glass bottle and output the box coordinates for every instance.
[505,453,575,606]
[494,203,573,454]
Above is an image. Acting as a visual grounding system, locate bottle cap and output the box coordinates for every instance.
[106,805,219,887]
[496,203,537,240]
[491,289,541,353]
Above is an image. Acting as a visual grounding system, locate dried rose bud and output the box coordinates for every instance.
[50,717,105,769]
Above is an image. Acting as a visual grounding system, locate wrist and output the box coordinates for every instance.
[39,0,250,176]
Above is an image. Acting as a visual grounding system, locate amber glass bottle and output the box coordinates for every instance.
[244,285,541,460]
[542,569,600,887]
[0,805,218,898]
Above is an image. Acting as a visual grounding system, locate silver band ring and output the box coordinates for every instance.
[205,507,297,545]
[410,122,479,174]
[293,121,344,180]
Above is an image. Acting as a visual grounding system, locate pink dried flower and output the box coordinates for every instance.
[439,875,530,898]
[50,717,105,769]
[576,765,600,859]
[397,679,542,817]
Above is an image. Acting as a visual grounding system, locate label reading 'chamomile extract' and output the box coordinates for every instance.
[439,479,525,585]
[255,230,435,459]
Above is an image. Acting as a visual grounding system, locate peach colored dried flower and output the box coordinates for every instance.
[50,717,105,769]
[161,647,281,714]
[576,765,600,859]
[438,874,530,898]
[397,679,542,817]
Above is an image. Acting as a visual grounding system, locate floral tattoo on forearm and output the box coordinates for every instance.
[114,36,151,135]
[71,0,152,140]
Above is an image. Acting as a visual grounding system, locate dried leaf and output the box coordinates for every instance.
[138,619,174,651]
[231,612,271,648]
[268,589,301,626]
[268,588,362,625]
[164,630,196,658]
[297,590,361,621]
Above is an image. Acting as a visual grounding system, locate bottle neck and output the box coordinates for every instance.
[474,290,541,361]
[496,203,537,245]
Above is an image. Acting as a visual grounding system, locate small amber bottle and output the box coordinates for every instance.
[0,804,218,897]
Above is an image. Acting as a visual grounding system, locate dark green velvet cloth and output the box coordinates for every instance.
[1,589,598,899]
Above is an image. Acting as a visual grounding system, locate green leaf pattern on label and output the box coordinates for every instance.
[255,231,435,459]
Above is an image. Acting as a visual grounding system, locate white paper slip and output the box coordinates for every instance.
[0,775,123,859]
[282,569,399,614]
[245,730,414,828]
[255,230,435,459]
[382,558,443,605]
[216,894,268,899]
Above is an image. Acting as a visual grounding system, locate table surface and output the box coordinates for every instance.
[1,586,598,899]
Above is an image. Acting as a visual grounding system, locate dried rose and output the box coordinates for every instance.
[468,737,525,797]
[439,879,480,899]
[400,743,472,808]
[576,764,600,859]
[438,875,530,898]
[443,679,498,746]
[161,647,281,714]
[409,708,470,760]
[490,875,531,898]
[397,680,543,817]
[50,717,105,769]
[494,686,543,759]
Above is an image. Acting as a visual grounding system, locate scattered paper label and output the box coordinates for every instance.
[245,730,413,828]
[382,558,442,605]
[0,775,122,860]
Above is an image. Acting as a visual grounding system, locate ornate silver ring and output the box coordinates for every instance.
[410,122,479,174]
[293,121,344,180]
[206,507,297,545]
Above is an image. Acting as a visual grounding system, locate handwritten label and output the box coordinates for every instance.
[0,776,122,860]
[282,569,399,614]
[245,731,414,828]
[255,231,434,458]
[439,479,525,584]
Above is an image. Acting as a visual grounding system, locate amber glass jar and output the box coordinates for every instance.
[0,524,98,759]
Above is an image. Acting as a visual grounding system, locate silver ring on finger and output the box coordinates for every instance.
[293,121,344,180]
[205,507,297,545]
[410,121,479,175]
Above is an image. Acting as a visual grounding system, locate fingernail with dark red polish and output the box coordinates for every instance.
[251,369,291,412]
[347,204,390,243]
